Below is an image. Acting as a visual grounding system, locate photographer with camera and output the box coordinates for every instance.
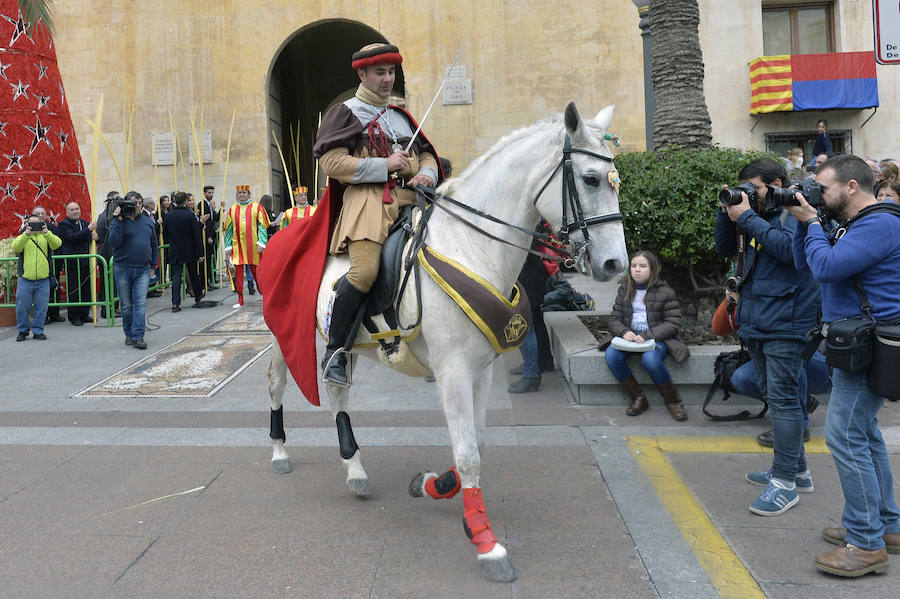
[11,216,62,341]
[714,158,821,517]
[107,191,158,350]
[786,154,900,577]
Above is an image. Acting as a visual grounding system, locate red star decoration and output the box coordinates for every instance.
[11,79,29,101]
[1,181,18,203]
[4,149,23,170]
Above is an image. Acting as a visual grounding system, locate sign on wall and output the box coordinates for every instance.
[443,64,473,105]
[151,131,212,165]
[874,0,900,65]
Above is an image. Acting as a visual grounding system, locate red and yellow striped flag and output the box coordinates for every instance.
[750,55,793,114]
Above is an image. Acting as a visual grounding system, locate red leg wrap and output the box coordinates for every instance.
[462,487,498,554]
[425,467,461,500]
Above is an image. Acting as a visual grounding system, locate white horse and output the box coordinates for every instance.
[266,102,627,582]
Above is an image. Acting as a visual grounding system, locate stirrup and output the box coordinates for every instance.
[322,348,352,386]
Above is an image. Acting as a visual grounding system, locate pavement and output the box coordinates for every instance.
[1,277,899,599]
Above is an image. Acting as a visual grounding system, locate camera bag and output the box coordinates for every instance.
[824,316,874,373]
[702,347,768,421]
[870,323,900,400]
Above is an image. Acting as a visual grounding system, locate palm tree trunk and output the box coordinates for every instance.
[649,0,712,150]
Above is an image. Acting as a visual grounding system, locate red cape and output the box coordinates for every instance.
[260,106,441,406]
[258,183,341,406]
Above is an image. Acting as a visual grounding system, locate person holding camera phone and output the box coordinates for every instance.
[11,216,62,341]
[714,158,821,517]
[787,154,900,577]
[107,191,158,350]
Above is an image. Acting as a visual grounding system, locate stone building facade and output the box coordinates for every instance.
[49,1,898,212]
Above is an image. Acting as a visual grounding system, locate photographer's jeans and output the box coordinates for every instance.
[518,324,539,378]
[825,368,900,551]
[730,352,832,429]
[115,265,150,340]
[15,277,50,335]
[745,338,806,481]
[605,343,672,385]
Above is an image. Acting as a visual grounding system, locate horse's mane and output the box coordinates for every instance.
[458,115,567,181]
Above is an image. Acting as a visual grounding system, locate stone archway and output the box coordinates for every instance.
[266,20,405,211]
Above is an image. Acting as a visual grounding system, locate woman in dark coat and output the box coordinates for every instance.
[598,250,689,420]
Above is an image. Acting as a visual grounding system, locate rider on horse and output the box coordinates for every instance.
[313,42,441,385]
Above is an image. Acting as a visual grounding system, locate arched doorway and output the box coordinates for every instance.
[266,20,405,212]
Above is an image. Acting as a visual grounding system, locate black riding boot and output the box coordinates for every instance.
[321,279,367,385]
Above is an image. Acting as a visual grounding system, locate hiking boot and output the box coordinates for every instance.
[658,381,687,421]
[824,527,900,554]
[815,544,889,577]
[749,478,798,516]
[133,338,147,350]
[756,428,810,447]
[746,468,814,492]
[620,376,648,416]
[508,376,541,394]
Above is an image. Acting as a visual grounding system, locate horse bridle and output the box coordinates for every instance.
[531,134,624,272]
[414,134,623,272]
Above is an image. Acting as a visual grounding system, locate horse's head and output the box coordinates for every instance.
[536,102,627,282]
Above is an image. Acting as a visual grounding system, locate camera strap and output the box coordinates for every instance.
[29,236,54,271]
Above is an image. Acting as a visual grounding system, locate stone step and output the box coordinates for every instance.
[545,312,749,406]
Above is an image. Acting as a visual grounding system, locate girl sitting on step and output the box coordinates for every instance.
[598,250,690,420]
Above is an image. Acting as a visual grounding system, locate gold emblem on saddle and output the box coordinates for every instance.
[504,314,528,344]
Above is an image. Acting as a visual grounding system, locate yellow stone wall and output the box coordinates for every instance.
[52,0,647,208]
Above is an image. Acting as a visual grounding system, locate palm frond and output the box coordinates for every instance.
[17,0,55,35]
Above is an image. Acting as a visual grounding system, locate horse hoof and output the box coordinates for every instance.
[271,457,292,474]
[347,477,371,496]
[477,545,517,583]
[408,472,435,497]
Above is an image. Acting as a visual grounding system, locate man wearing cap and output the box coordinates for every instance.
[223,185,270,309]
[312,41,441,384]
[280,186,317,229]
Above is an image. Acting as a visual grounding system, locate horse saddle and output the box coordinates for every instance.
[367,204,416,317]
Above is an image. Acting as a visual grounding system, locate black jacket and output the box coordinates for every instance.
[57,218,93,256]
[163,206,204,263]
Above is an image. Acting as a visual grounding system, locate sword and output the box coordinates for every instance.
[403,50,462,153]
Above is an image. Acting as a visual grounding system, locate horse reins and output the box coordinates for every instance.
[414,134,624,268]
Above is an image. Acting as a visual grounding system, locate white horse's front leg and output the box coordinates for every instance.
[328,373,370,496]
[439,367,516,583]
[268,338,291,474]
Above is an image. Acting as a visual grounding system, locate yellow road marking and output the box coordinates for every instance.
[625,436,830,599]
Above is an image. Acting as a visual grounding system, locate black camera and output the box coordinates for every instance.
[116,197,137,217]
[725,276,741,293]
[27,220,45,232]
[718,182,758,206]
[766,178,823,208]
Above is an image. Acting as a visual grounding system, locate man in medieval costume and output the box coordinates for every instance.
[280,186,317,229]
[312,42,440,385]
[223,185,270,309]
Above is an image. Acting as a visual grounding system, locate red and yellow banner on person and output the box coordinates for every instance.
[225,202,269,265]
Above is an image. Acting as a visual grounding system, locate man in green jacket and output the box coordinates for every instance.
[12,216,62,341]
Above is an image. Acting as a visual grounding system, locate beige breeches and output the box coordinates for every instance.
[346,239,382,293]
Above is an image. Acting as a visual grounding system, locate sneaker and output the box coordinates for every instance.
[248,286,256,295]
[71,319,84,326]
[750,478,799,516]
[33,333,47,340]
[171,306,182,313]
[232,302,243,309]
[133,338,147,350]
[16,331,28,342]
[746,469,814,492]
[756,428,810,447]
[125,337,134,346]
